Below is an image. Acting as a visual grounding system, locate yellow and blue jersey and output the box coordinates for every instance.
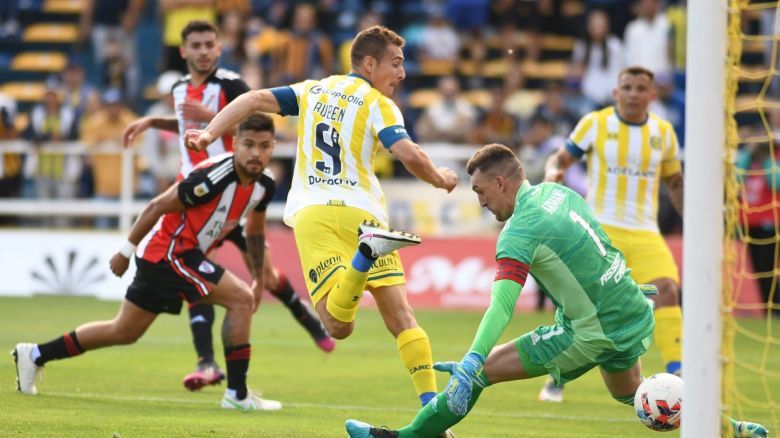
[566,106,681,232]
[271,73,410,226]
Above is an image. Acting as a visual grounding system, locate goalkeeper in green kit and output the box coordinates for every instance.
[345,144,768,438]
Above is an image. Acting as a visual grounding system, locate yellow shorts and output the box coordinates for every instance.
[291,205,406,305]
[602,224,680,284]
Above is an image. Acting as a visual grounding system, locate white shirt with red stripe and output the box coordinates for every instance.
[170,68,250,177]
[137,154,275,262]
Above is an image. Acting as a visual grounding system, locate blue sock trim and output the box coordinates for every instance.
[351,251,374,273]
[666,361,681,375]
[420,391,436,406]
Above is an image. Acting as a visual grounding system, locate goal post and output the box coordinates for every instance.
[682,0,727,436]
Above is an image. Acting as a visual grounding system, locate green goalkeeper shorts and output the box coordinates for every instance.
[514,322,653,385]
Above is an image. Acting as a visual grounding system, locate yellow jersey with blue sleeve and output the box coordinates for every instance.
[270,73,410,227]
[566,106,681,232]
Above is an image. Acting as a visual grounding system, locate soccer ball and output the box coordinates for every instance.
[634,373,683,431]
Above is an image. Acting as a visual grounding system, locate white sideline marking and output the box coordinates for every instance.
[44,391,635,424]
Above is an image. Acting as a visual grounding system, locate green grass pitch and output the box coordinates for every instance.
[0,296,776,437]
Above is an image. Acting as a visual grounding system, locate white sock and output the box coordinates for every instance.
[224,388,237,399]
[30,345,41,364]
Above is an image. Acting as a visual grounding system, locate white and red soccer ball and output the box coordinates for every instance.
[634,373,683,431]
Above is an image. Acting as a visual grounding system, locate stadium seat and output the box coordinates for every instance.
[22,23,79,43]
[463,89,492,109]
[420,58,457,76]
[408,88,440,109]
[0,82,46,102]
[11,52,67,72]
[43,0,86,14]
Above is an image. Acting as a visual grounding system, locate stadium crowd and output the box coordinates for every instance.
[0,0,773,237]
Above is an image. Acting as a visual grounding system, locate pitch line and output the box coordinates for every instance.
[44,391,636,424]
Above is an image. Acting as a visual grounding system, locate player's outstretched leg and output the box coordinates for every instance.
[183,303,226,390]
[13,300,157,395]
[325,221,421,325]
[267,269,334,352]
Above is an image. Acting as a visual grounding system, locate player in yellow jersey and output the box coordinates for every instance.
[184,25,458,408]
[542,66,684,401]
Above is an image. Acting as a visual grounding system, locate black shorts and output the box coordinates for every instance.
[222,224,247,251]
[125,250,226,315]
[219,225,269,252]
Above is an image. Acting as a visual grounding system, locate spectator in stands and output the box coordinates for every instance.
[623,0,672,76]
[518,114,586,196]
[219,10,249,72]
[0,93,20,225]
[570,8,624,107]
[418,10,460,70]
[0,0,19,39]
[470,86,518,147]
[339,11,382,74]
[80,89,140,228]
[666,0,687,79]
[533,81,579,138]
[138,71,183,195]
[102,39,135,103]
[60,60,96,136]
[736,113,780,318]
[159,0,217,73]
[80,0,143,100]
[279,3,334,83]
[649,73,685,143]
[23,85,80,227]
[415,76,477,144]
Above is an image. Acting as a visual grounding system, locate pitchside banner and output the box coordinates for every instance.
[0,230,764,315]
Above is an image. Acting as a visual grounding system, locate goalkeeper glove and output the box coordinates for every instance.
[433,351,485,416]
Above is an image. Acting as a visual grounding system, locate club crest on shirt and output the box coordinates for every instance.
[199,261,215,274]
[194,182,210,197]
[650,136,663,150]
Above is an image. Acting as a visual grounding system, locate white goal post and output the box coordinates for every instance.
[682,0,727,436]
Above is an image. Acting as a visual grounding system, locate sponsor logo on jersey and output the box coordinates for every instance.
[606,167,657,178]
[198,261,216,274]
[194,182,210,197]
[308,255,344,283]
[541,189,566,215]
[600,253,628,285]
[309,85,365,106]
[308,175,358,186]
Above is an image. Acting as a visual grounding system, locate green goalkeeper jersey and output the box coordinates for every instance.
[469,181,654,358]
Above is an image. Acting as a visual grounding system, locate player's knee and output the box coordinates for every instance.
[111,324,144,345]
[323,319,353,340]
[382,307,416,337]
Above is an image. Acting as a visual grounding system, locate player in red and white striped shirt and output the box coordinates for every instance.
[13,115,283,411]
[121,20,333,391]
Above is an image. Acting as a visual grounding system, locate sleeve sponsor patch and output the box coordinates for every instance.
[495,258,529,285]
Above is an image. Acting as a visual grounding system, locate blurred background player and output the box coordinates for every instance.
[122,20,333,392]
[14,115,283,412]
[185,25,458,408]
[345,144,767,438]
[541,66,684,402]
